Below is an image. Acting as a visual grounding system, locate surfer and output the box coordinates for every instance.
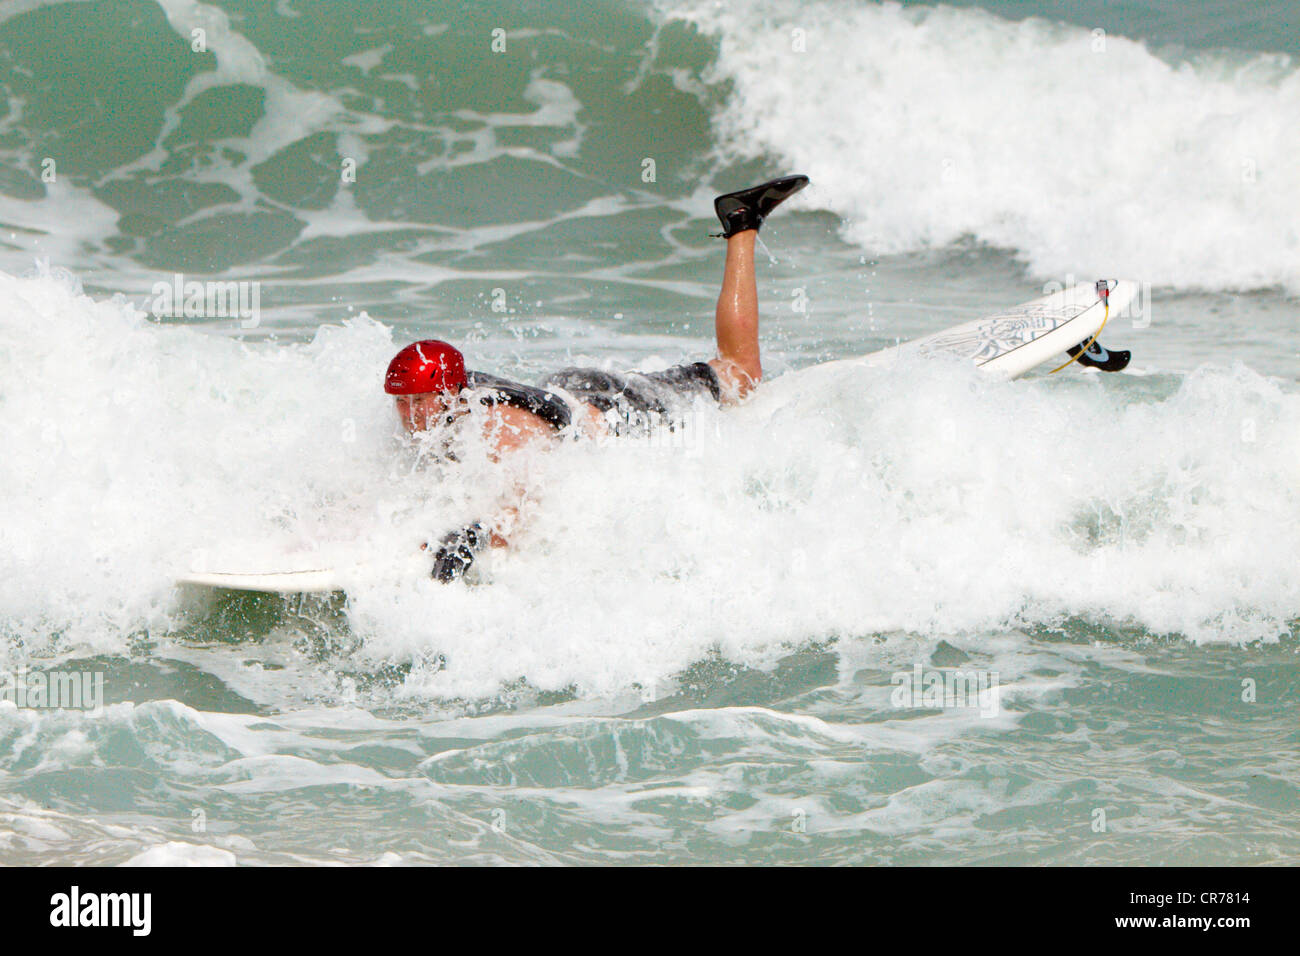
[384,175,811,580]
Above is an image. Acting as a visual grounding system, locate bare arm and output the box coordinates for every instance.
[428,404,552,580]
[484,404,556,459]
[479,404,556,547]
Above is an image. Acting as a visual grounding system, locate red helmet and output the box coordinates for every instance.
[384,340,467,394]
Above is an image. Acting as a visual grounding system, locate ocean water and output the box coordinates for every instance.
[0,0,1297,866]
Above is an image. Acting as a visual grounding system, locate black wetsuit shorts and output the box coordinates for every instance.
[540,361,722,434]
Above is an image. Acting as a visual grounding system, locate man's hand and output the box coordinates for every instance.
[430,522,487,582]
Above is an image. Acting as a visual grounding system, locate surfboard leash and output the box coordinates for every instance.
[1048,279,1113,374]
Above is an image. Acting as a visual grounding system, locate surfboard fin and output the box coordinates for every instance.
[1067,339,1131,372]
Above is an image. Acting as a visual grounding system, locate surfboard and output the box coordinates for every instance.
[176,550,437,594]
[820,278,1137,379]
[175,568,343,594]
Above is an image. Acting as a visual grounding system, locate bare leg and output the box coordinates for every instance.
[708,230,760,401]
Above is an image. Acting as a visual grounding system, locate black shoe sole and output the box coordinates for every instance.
[713,174,810,237]
[1067,342,1131,372]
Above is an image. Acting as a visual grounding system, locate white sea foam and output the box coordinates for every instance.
[664,0,1300,293]
[2,271,1296,698]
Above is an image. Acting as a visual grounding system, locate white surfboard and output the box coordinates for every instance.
[176,550,436,594]
[817,278,1136,380]
[175,568,344,593]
